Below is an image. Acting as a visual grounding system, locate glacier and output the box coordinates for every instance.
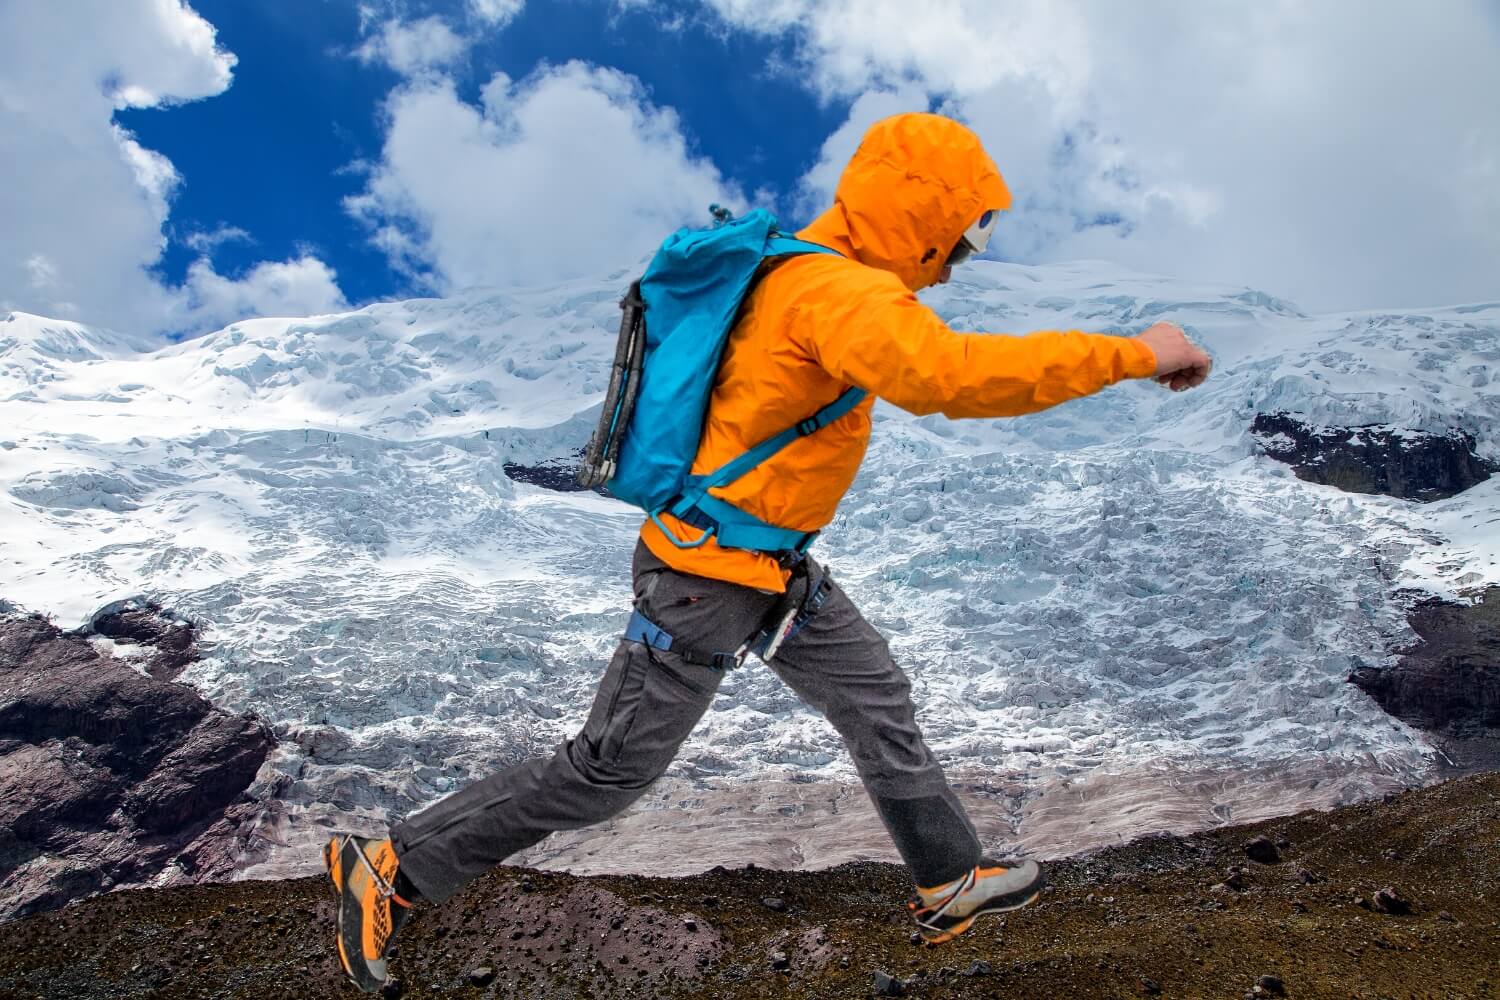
[1,258,1496,881]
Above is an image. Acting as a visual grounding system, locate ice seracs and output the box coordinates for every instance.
[1,260,1495,878]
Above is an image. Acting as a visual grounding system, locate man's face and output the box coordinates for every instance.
[937,265,954,285]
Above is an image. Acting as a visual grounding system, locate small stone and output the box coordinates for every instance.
[1254,974,1286,996]
[682,916,697,932]
[1140,977,1163,995]
[379,979,404,999]
[468,967,496,988]
[701,896,719,907]
[1296,867,1320,885]
[961,960,991,977]
[1438,910,1456,922]
[873,970,905,996]
[908,932,922,945]
[519,877,534,892]
[761,896,787,912]
[1244,836,1282,864]
[770,951,790,971]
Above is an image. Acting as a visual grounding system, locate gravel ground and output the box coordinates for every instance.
[2,773,1498,999]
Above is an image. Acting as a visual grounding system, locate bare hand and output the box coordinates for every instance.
[1134,322,1213,391]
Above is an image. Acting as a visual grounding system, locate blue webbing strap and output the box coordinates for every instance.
[624,609,741,670]
[697,385,867,492]
[654,385,868,554]
[624,608,673,651]
[675,493,815,554]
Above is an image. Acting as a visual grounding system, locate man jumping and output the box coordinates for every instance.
[325,112,1213,992]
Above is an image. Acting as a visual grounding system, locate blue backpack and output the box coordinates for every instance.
[576,206,867,558]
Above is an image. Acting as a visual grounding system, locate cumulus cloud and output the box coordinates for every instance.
[0,0,347,335]
[469,0,524,28]
[707,0,1500,311]
[347,60,738,289]
[174,256,348,330]
[355,15,472,76]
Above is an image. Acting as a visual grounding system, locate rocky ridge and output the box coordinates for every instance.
[1,772,1497,999]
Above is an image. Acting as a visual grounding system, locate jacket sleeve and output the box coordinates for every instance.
[792,271,1158,419]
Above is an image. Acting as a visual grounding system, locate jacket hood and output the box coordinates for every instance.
[798,113,1012,292]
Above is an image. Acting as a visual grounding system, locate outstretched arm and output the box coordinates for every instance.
[794,274,1172,418]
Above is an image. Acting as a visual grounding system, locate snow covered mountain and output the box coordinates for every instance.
[2,259,1496,880]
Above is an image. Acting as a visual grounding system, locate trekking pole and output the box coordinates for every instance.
[578,281,645,487]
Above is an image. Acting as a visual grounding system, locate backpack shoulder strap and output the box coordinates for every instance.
[764,235,844,259]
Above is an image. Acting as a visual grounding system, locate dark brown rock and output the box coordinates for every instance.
[1244,835,1282,864]
[1255,973,1287,995]
[0,612,273,918]
[873,970,905,996]
[88,600,199,680]
[1373,886,1412,915]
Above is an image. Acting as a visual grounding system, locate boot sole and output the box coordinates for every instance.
[919,888,1042,945]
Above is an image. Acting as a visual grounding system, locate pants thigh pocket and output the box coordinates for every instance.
[580,645,651,764]
[603,647,720,779]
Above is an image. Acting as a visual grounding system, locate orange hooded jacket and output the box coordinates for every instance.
[639,112,1158,592]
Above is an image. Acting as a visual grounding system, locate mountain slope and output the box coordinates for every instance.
[1,261,1496,885]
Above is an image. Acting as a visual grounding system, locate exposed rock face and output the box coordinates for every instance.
[502,457,594,492]
[1252,412,1493,501]
[1351,587,1500,771]
[0,613,275,919]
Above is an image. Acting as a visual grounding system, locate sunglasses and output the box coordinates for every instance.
[944,209,998,267]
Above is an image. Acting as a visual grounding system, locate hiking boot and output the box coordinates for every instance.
[907,857,1045,945]
[325,834,415,993]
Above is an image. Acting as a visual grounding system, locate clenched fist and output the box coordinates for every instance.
[1134,322,1213,391]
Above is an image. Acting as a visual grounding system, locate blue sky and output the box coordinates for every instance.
[118,0,853,306]
[3,1,1497,335]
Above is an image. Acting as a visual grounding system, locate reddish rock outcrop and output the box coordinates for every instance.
[0,612,274,919]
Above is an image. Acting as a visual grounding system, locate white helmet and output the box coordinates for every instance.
[945,208,1000,266]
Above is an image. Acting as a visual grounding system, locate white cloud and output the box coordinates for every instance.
[710,0,1500,311]
[184,224,254,253]
[469,0,524,28]
[347,60,738,289]
[356,15,472,76]
[175,256,348,330]
[0,1,347,335]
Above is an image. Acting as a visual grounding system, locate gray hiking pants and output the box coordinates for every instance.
[389,541,982,903]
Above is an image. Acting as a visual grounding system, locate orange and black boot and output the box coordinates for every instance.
[907,857,1045,945]
[324,834,416,993]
